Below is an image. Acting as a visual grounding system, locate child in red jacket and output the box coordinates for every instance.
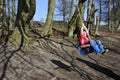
[78,23,93,55]
[78,23,108,55]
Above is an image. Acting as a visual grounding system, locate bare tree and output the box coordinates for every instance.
[0,0,3,22]
[108,0,111,30]
[11,0,16,31]
[41,0,55,37]
[117,19,120,31]
[0,0,4,39]
[14,0,36,50]
[16,0,35,35]
[56,0,71,22]
[86,0,95,32]
[116,0,120,31]
[69,0,74,21]
[68,0,86,38]
[95,16,99,35]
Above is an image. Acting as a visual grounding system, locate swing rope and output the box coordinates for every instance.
[76,0,84,25]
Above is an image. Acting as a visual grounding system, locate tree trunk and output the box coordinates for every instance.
[86,0,92,26]
[3,0,7,27]
[69,0,74,22]
[41,0,55,37]
[2,0,9,41]
[112,0,115,32]
[99,0,101,27]
[95,16,99,35]
[76,0,86,27]
[15,0,36,37]
[115,0,120,29]
[13,0,35,51]
[108,0,110,29]
[0,0,3,38]
[10,0,16,31]
[12,0,16,23]
[0,0,3,22]
[68,0,86,38]
[108,0,112,31]
[87,0,95,33]
[117,19,120,31]
[7,0,11,33]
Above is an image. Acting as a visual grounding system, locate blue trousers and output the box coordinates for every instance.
[89,39,105,54]
[77,39,105,55]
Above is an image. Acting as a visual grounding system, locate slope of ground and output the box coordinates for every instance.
[0,30,120,80]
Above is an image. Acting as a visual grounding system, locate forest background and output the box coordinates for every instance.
[0,0,120,80]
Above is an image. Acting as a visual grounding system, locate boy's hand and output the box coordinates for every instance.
[81,44,90,48]
[82,23,84,27]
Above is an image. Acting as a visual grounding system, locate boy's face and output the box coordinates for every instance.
[83,31,87,36]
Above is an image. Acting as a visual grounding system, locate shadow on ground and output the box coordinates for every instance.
[76,58,120,80]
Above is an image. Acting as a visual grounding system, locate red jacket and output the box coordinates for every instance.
[79,33,90,46]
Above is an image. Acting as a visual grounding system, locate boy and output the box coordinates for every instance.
[78,23,108,55]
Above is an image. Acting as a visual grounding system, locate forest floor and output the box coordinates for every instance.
[0,27,120,80]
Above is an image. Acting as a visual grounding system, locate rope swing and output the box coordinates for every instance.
[76,0,84,24]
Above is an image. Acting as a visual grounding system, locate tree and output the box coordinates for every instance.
[0,0,3,36]
[14,0,36,50]
[1,0,18,46]
[69,0,74,21]
[95,16,99,35]
[114,0,120,30]
[108,0,111,30]
[117,19,120,31]
[115,0,120,31]
[56,0,71,22]
[86,0,95,32]
[0,0,3,22]
[16,0,35,35]
[11,0,16,31]
[68,0,86,38]
[41,0,55,37]
[2,0,10,44]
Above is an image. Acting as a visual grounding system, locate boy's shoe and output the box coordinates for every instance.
[96,49,109,55]
[102,49,109,55]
